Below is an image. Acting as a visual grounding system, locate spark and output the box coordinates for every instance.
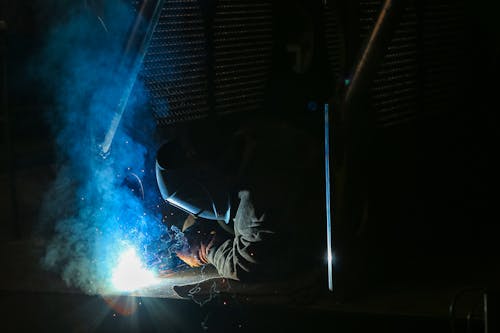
[111,248,159,292]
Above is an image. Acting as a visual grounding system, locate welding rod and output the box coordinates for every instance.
[324,103,334,292]
[100,0,166,157]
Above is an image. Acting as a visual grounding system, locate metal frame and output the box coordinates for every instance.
[100,0,166,157]
[324,0,408,294]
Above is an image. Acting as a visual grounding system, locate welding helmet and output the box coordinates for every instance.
[155,141,232,224]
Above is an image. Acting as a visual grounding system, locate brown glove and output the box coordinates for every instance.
[175,215,226,268]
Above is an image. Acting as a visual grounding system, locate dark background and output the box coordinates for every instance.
[1,0,499,332]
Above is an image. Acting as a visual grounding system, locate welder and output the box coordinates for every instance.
[156,115,323,283]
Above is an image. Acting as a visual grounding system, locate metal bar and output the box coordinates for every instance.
[325,0,407,296]
[324,103,333,292]
[100,0,166,157]
[343,0,407,112]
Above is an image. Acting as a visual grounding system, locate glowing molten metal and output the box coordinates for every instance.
[111,248,159,292]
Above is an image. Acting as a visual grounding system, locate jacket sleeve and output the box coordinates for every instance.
[206,122,322,282]
[206,191,276,282]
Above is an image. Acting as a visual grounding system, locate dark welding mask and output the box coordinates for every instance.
[155,141,232,224]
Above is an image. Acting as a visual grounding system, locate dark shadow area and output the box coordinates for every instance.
[0,0,499,332]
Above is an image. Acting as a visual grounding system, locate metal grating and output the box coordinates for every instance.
[213,1,273,116]
[421,1,465,117]
[360,0,419,128]
[359,0,466,128]
[138,0,210,125]
[324,2,344,84]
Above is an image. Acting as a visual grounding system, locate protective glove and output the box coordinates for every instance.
[175,215,230,268]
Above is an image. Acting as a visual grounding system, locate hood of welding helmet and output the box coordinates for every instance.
[155,141,232,224]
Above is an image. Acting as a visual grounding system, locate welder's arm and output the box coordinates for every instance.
[206,190,276,282]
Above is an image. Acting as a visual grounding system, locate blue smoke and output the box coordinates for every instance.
[33,1,185,294]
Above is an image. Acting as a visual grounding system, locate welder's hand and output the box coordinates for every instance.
[175,251,202,268]
[198,235,215,264]
[175,216,217,268]
[176,236,215,268]
[175,215,232,268]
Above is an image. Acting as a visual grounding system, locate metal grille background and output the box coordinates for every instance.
[324,2,344,85]
[133,0,465,126]
[359,0,465,128]
[360,0,419,127]
[213,1,273,116]
[421,1,465,118]
[130,0,273,125]
[139,0,209,125]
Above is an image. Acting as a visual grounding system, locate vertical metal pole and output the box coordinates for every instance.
[324,103,333,291]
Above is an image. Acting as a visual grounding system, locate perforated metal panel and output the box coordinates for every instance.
[213,1,273,116]
[359,0,465,128]
[421,1,465,116]
[360,0,419,127]
[130,0,273,124]
[324,2,344,84]
[138,0,210,125]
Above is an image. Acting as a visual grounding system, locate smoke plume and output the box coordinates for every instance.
[31,0,183,294]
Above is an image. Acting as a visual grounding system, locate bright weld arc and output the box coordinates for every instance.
[111,247,160,292]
